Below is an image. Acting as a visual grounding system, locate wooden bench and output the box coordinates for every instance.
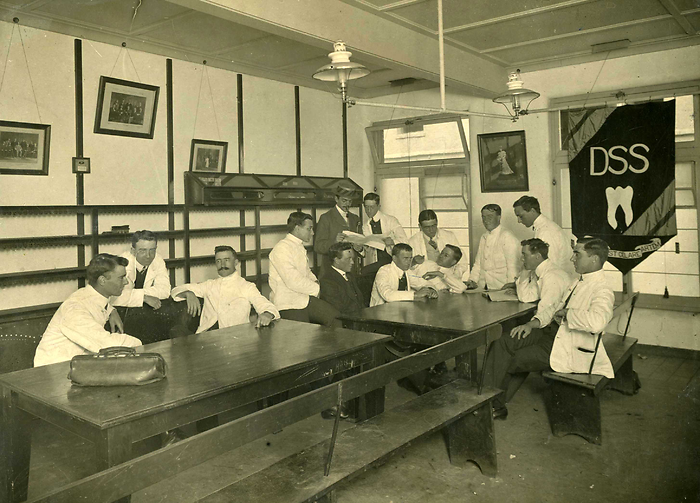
[543,292,640,445]
[26,326,502,503]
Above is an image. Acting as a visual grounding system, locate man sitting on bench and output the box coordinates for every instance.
[488,237,614,419]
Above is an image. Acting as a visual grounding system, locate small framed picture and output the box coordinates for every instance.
[0,120,51,176]
[477,130,529,193]
[189,139,228,173]
[94,76,160,139]
[72,157,91,173]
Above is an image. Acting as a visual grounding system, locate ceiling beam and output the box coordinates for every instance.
[166,0,508,97]
[657,0,698,35]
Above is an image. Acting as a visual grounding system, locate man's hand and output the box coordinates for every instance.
[352,244,364,254]
[411,255,425,267]
[336,232,346,243]
[464,280,478,290]
[415,287,438,300]
[383,237,395,246]
[183,291,201,317]
[256,311,275,328]
[501,282,515,291]
[553,308,567,325]
[108,310,124,334]
[144,295,162,310]
[510,324,532,340]
[422,270,444,280]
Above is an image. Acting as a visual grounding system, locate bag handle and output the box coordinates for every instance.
[97,346,137,357]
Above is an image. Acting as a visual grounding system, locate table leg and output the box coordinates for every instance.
[1,387,32,503]
[95,425,134,503]
[454,350,478,383]
[356,344,386,421]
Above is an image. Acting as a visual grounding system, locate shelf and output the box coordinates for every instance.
[0,267,86,287]
[0,235,91,249]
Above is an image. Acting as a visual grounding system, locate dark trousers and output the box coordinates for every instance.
[279,296,340,327]
[484,324,557,409]
[113,298,191,345]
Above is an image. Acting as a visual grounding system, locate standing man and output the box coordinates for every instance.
[513,196,575,277]
[408,209,468,280]
[111,230,189,342]
[488,238,614,419]
[370,243,438,307]
[320,242,366,318]
[269,211,339,326]
[171,245,279,333]
[34,254,142,367]
[466,204,521,290]
[362,192,407,268]
[314,181,363,276]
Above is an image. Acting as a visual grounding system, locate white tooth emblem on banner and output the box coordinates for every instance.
[605,186,634,229]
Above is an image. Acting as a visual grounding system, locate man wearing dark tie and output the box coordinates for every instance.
[407,209,468,280]
[370,243,437,306]
[320,242,366,317]
[314,181,363,276]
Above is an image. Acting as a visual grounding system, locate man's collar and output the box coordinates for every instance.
[372,210,384,222]
[336,205,347,217]
[220,270,241,281]
[581,268,606,281]
[532,214,545,229]
[423,229,439,240]
[534,259,550,277]
[390,261,406,275]
[485,225,501,236]
[332,266,347,279]
[287,233,304,245]
[86,284,109,302]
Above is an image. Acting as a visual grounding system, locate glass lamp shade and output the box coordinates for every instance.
[312,41,370,86]
[492,71,540,117]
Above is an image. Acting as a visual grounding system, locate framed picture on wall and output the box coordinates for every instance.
[94,76,160,139]
[189,139,228,173]
[477,130,529,193]
[0,120,51,176]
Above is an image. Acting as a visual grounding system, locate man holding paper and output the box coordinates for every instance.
[314,181,363,276]
[362,193,408,267]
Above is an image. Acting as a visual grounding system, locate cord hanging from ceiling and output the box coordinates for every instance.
[0,18,43,123]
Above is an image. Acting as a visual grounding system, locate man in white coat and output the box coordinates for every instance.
[409,244,466,294]
[34,253,142,367]
[171,245,279,332]
[111,230,189,342]
[489,237,614,419]
[466,204,521,290]
[370,243,438,307]
[408,209,468,280]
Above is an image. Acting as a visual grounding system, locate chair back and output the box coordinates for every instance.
[0,334,41,374]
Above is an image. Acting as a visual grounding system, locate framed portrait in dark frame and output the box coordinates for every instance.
[94,76,159,139]
[477,130,529,193]
[0,120,51,175]
[189,139,228,173]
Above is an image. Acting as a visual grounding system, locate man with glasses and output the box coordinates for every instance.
[111,230,190,342]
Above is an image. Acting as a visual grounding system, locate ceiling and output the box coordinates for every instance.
[0,0,698,99]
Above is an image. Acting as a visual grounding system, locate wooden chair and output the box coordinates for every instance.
[543,292,640,444]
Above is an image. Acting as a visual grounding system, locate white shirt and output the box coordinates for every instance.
[409,259,466,293]
[532,214,576,278]
[370,262,415,306]
[469,225,521,289]
[336,205,349,224]
[111,251,171,307]
[515,259,571,327]
[408,228,469,280]
[34,285,142,367]
[550,269,615,378]
[362,211,408,265]
[269,233,320,310]
[171,271,280,333]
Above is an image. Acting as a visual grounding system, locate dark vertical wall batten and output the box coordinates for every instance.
[166,59,176,285]
[342,101,348,178]
[237,74,244,173]
[295,86,301,176]
[74,38,86,288]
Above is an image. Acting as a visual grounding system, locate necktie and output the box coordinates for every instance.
[345,212,351,223]
[370,219,383,235]
[134,267,148,289]
[562,276,583,309]
[428,238,438,250]
[398,272,408,291]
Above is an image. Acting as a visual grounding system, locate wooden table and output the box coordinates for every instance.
[340,291,536,382]
[0,320,390,503]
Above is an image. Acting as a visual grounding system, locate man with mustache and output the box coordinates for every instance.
[171,245,279,332]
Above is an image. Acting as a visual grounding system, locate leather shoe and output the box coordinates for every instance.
[492,406,508,420]
[321,404,350,420]
[161,428,188,447]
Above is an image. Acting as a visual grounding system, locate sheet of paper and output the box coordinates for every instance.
[486,290,520,302]
[342,231,386,250]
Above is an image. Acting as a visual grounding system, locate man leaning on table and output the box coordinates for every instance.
[465,204,521,290]
[408,209,468,280]
[370,243,438,307]
[34,253,141,367]
[171,245,279,333]
[409,244,466,294]
[487,238,614,420]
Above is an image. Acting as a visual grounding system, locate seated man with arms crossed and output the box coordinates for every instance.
[269,211,339,326]
[487,238,613,419]
[466,204,521,290]
[409,244,466,294]
[34,253,141,367]
[171,245,279,332]
[320,242,366,318]
[111,230,188,342]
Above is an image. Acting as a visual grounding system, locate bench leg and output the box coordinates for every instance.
[315,489,337,503]
[546,380,602,445]
[608,356,641,396]
[444,401,497,477]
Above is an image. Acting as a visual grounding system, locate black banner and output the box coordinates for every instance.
[567,101,676,274]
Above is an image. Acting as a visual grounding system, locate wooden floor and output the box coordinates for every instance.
[27,346,700,503]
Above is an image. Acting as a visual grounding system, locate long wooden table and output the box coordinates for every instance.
[0,320,390,503]
[340,291,536,382]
